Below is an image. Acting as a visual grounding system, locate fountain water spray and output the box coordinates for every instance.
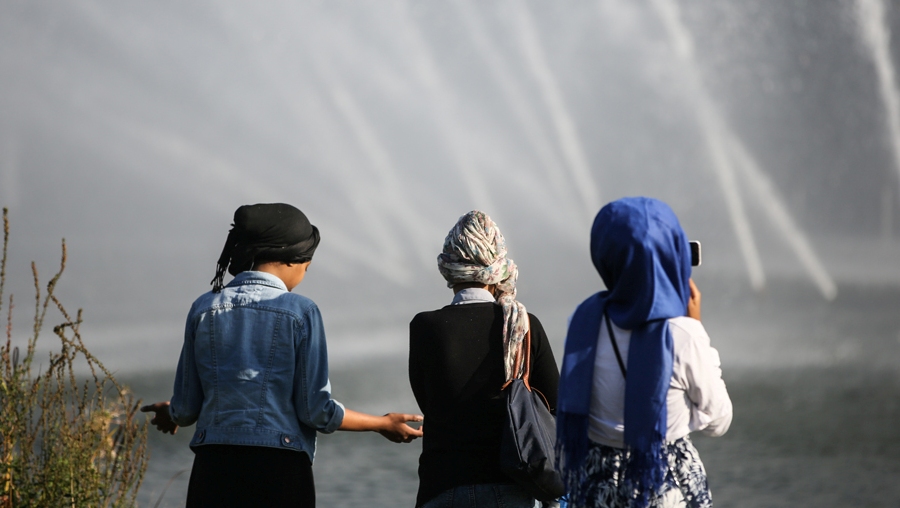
[391,0,497,214]
[330,85,440,278]
[652,0,765,290]
[652,0,837,299]
[858,0,900,235]
[455,0,586,236]
[726,133,838,299]
[512,0,601,219]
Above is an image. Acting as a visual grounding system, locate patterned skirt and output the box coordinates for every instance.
[568,436,712,508]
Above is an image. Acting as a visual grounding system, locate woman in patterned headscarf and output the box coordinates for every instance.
[408,210,560,508]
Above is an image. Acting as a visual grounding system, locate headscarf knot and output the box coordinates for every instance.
[437,211,528,381]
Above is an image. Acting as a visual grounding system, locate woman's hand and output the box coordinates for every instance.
[377,413,424,443]
[687,278,701,321]
[140,401,179,435]
[338,409,423,442]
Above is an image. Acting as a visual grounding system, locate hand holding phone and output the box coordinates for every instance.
[687,279,701,321]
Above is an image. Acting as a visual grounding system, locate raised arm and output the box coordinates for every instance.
[673,318,733,436]
[687,278,701,321]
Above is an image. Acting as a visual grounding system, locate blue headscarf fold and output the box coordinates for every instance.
[556,197,691,507]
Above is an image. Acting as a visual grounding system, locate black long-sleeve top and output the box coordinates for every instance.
[408,302,559,506]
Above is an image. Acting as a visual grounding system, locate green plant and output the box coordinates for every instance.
[0,208,148,507]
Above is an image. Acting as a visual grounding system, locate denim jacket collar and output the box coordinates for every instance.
[227,270,288,292]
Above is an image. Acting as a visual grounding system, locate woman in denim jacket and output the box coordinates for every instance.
[142,203,423,507]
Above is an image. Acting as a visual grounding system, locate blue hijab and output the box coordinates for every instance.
[557,197,691,506]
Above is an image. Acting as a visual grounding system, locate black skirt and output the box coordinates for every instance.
[186,444,315,507]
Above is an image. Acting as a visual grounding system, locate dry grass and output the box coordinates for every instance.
[0,208,148,507]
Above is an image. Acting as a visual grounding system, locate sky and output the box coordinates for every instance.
[1,0,899,372]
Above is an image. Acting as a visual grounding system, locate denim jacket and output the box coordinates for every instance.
[169,271,345,462]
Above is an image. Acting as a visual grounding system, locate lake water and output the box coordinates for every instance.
[124,279,900,507]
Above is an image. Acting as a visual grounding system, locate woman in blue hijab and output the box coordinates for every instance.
[557,197,733,508]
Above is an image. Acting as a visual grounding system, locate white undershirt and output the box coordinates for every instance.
[587,316,733,448]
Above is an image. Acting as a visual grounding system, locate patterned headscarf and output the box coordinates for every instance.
[437,211,529,381]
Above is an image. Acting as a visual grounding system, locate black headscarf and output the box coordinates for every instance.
[211,203,320,292]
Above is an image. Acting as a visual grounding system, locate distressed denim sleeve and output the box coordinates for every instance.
[294,304,345,434]
[169,309,204,427]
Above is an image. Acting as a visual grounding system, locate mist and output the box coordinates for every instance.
[1,0,899,372]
